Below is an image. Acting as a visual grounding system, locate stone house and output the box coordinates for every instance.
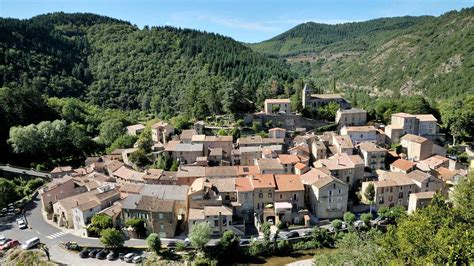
[300,168,348,219]
[400,134,433,161]
[264,99,291,114]
[335,108,367,127]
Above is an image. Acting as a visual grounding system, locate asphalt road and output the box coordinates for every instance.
[0,197,147,265]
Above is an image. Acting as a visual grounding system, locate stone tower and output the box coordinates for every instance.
[302,83,312,109]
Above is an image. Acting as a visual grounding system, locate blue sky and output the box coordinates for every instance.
[1,0,472,42]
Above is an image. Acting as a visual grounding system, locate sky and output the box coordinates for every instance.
[0,0,472,43]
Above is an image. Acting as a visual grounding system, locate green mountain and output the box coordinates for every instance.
[0,12,295,118]
[249,8,474,100]
[248,16,430,57]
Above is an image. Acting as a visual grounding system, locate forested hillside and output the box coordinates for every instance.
[248,16,429,57]
[0,12,297,165]
[250,8,474,100]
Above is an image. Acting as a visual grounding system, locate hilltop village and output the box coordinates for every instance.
[39,85,468,240]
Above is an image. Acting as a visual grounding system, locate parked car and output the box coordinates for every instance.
[79,249,89,258]
[132,255,144,263]
[0,240,20,250]
[123,253,135,263]
[88,249,99,258]
[119,252,125,260]
[270,234,280,242]
[268,219,274,225]
[1,208,7,213]
[239,239,250,246]
[21,237,40,250]
[184,238,191,247]
[107,251,118,260]
[0,237,11,246]
[17,219,27,230]
[371,216,388,226]
[96,249,110,259]
[285,231,300,239]
[166,241,177,248]
[354,220,365,228]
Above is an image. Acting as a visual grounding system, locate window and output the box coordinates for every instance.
[426,182,429,188]
[268,193,272,198]
[160,224,164,230]
[293,194,297,201]
[390,187,393,193]
[329,190,332,196]
[159,213,163,219]
[214,220,219,226]
[379,197,384,204]
[259,193,263,198]
[388,195,393,202]
[333,184,336,189]
[280,194,283,199]
[338,189,341,194]
[399,192,403,199]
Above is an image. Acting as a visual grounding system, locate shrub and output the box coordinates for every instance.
[277,221,288,230]
[147,233,161,254]
[100,228,125,248]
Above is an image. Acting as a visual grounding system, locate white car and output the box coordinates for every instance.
[132,255,144,263]
[17,219,27,229]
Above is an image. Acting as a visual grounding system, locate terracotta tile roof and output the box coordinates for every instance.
[51,166,73,173]
[204,205,233,216]
[176,166,206,178]
[392,112,415,118]
[378,171,415,186]
[126,124,145,132]
[205,166,239,177]
[211,178,236,192]
[238,135,262,145]
[333,135,353,149]
[415,114,437,122]
[104,160,124,172]
[250,174,276,189]
[98,202,122,217]
[180,129,198,141]
[300,168,332,185]
[410,191,435,199]
[407,170,431,183]
[235,177,253,192]
[118,183,144,194]
[191,135,206,142]
[257,158,285,171]
[314,153,363,170]
[391,159,416,172]
[164,140,181,151]
[264,98,291,104]
[269,127,285,131]
[143,169,164,181]
[338,108,366,114]
[113,166,145,182]
[278,154,300,165]
[342,125,377,132]
[356,142,387,152]
[311,93,342,99]
[419,155,449,169]
[205,136,233,142]
[295,162,307,170]
[274,174,304,192]
[401,134,429,144]
[312,175,345,189]
[188,208,205,220]
[237,165,260,176]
